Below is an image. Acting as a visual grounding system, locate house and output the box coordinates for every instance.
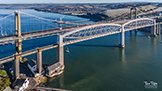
[13,78,29,91]
[28,59,37,74]
[46,62,64,77]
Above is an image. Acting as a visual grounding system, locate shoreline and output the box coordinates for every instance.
[34,9,111,22]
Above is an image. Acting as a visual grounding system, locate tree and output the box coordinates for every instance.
[0,78,11,91]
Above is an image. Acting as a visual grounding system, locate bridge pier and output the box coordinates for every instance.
[156,24,159,35]
[156,23,161,35]
[150,20,157,37]
[37,48,42,74]
[159,24,161,35]
[130,30,132,36]
[134,29,138,34]
[119,26,125,48]
[57,35,64,66]
[13,55,20,80]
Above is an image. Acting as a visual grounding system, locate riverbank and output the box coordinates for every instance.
[34,8,111,22]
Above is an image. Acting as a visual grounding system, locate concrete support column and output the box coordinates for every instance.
[119,26,125,48]
[15,11,22,62]
[135,29,138,34]
[159,24,161,35]
[118,29,121,46]
[157,23,161,35]
[37,48,42,74]
[13,55,20,80]
[151,20,157,37]
[57,35,64,66]
[156,24,159,35]
[130,30,132,35]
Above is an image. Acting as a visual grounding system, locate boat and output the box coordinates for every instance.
[66,47,70,53]
[148,36,150,39]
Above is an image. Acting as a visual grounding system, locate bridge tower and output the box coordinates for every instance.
[135,8,137,19]
[37,48,42,74]
[57,35,64,66]
[130,8,133,34]
[135,8,138,34]
[130,8,133,19]
[119,26,125,48]
[15,11,22,62]
[130,7,138,19]
[130,7,138,33]
[13,11,22,79]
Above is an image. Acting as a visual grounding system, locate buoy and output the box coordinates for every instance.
[7,28,9,29]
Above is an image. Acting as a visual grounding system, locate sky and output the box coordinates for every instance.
[1,0,162,4]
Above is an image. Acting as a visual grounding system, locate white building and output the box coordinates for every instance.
[28,59,37,74]
[13,78,29,91]
[46,62,64,77]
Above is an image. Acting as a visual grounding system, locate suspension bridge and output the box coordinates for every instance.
[0,10,162,79]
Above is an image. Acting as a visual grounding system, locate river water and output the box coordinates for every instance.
[0,9,162,91]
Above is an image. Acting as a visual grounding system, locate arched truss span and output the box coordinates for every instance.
[123,18,155,31]
[62,23,121,45]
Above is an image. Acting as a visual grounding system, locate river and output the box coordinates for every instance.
[0,9,162,91]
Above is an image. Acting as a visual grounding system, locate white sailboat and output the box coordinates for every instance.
[66,47,70,53]
[1,30,3,36]
[148,36,150,39]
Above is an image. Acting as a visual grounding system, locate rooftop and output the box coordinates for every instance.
[12,78,26,88]
[46,62,61,71]
[28,59,36,67]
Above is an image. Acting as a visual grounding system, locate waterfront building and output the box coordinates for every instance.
[28,59,37,74]
[46,62,64,77]
[13,78,29,91]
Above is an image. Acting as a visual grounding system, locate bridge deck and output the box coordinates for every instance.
[0,20,129,44]
[0,44,58,64]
